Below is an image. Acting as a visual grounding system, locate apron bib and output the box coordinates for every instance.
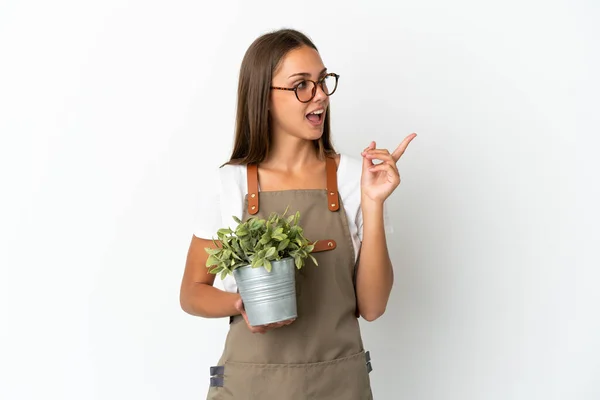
[207,157,373,399]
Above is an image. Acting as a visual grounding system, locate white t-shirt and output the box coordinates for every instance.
[193,153,394,293]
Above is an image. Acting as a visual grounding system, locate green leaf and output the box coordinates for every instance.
[220,269,229,280]
[259,232,271,245]
[206,255,219,267]
[231,239,242,251]
[204,248,221,256]
[218,228,233,236]
[264,259,272,272]
[277,239,290,252]
[232,215,242,224]
[250,219,264,230]
[236,227,249,236]
[273,233,287,241]
[294,256,302,269]
[309,254,318,266]
[265,247,277,258]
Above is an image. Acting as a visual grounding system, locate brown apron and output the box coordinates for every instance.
[207,157,373,399]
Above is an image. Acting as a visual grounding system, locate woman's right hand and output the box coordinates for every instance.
[234,298,295,334]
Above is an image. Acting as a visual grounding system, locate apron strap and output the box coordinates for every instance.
[325,156,340,212]
[247,163,259,215]
[246,155,341,215]
[312,239,337,252]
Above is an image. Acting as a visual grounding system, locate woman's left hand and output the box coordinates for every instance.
[361,133,417,203]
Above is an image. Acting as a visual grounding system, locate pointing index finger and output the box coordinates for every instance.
[391,133,417,162]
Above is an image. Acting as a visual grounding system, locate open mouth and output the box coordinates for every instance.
[306,109,325,126]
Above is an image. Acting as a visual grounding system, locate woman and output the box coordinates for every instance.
[180,28,416,399]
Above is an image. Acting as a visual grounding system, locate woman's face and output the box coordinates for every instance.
[269,45,329,142]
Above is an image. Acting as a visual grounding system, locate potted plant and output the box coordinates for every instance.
[205,207,318,326]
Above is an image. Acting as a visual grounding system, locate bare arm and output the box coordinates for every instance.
[357,133,417,321]
[355,198,394,321]
[179,235,240,318]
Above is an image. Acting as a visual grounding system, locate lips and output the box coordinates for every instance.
[305,108,325,126]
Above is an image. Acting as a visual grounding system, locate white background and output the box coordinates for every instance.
[0,1,597,399]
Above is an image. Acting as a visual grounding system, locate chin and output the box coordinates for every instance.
[306,130,324,141]
[304,123,325,137]
[286,124,324,141]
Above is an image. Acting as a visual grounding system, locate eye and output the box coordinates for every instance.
[295,80,308,90]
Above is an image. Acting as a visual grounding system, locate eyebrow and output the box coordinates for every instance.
[288,68,328,79]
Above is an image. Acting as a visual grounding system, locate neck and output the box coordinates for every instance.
[261,132,322,171]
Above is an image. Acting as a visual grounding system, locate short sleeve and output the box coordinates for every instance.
[192,167,223,240]
[356,200,394,242]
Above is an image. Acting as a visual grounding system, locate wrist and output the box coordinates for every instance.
[361,195,385,209]
[361,196,385,229]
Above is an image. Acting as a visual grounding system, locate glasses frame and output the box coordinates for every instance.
[270,73,340,103]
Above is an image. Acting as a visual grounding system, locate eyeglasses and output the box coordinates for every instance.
[270,73,339,103]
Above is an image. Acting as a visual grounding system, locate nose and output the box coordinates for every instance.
[312,83,327,102]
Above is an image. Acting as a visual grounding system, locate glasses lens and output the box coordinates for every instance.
[322,75,338,95]
[296,81,315,102]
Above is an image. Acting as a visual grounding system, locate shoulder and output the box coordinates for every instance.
[216,162,246,186]
[336,153,362,208]
[211,163,247,227]
[338,153,362,183]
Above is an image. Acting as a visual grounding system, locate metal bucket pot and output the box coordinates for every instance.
[232,257,297,326]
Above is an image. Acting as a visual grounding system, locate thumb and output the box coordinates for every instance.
[234,298,245,313]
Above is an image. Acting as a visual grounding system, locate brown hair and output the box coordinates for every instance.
[224,29,336,166]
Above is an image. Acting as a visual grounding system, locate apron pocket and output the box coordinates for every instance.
[304,350,373,400]
[218,361,307,400]
[209,351,372,400]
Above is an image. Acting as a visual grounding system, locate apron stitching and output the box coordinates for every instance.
[223,350,366,368]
